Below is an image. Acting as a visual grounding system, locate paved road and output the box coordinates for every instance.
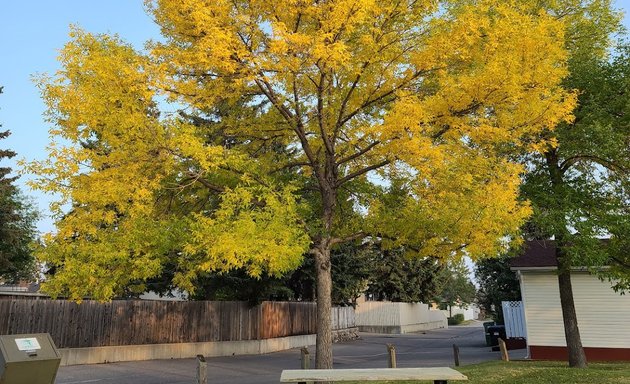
[56,324,524,384]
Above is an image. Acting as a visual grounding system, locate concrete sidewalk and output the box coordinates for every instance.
[55,325,523,384]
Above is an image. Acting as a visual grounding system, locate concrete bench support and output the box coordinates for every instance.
[280,367,468,384]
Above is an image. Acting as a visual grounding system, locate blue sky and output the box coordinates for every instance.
[0,1,629,234]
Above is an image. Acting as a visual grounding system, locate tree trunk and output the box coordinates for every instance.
[314,246,333,369]
[545,150,587,368]
[312,147,338,369]
[556,246,588,368]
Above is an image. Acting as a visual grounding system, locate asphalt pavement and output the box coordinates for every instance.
[56,323,524,384]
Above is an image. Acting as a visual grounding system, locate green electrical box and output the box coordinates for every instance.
[0,333,61,384]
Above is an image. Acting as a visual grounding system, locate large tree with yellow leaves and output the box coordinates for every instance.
[28,0,577,367]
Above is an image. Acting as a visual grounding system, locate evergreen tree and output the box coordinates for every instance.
[366,247,445,303]
[0,87,38,282]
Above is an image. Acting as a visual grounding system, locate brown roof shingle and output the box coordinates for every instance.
[510,240,558,268]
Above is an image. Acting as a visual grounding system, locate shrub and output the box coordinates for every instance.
[448,313,465,325]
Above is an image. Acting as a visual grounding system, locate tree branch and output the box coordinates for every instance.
[431,101,483,140]
[338,68,433,127]
[611,255,630,269]
[337,140,381,165]
[330,231,366,246]
[184,173,225,193]
[217,165,271,188]
[231,31,320,174]
[560,154,628,175]
[252,77,319,173]
[337,160,390,186]
[270,161,311,173]
[317,71,335,158]
[335,61,370,132]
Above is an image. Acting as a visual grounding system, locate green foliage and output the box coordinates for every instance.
[474,255,521,324]
[141,240,447,306]
[189,269,294,305]
[0,191,38,283]
[521,39,630,275]
[140,241,372,306]
[366,247,445,303]
[434,262,477,311]
[584,43,630,290]
[518,5,627,365]
[448,313,465,325]
[287,242,373,306]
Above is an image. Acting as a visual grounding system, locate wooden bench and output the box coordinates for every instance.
[280,367,468,384]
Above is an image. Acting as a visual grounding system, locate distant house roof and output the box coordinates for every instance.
[0,282,41,293]
[510,240,558,269]
[510,239,612,270]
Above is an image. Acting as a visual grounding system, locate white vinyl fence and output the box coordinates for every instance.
[502,301,526,339]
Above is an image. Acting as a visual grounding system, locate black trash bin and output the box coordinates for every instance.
[483,321,495,346]
[487,325,506,348]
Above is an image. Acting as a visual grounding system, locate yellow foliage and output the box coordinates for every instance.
[26,0,580,300]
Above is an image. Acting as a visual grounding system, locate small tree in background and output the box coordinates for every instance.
[474,255,521,324]
[435,262,476,318]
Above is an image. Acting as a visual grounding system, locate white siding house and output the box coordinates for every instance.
[512,240,630,361]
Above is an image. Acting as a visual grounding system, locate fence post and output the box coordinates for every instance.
[452,344,460,367]
[387,344,397,368]
[196,355,207,384]
[301,347,310,369]
[299,347,312,384]
[498,339,510,362]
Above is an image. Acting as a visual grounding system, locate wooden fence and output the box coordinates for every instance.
[0,299,354,348]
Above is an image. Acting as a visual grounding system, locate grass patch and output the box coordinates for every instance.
[343,361,630,383]
[458,361,630,384]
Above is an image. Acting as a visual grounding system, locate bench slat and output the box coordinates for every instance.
[280,367,468,382]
